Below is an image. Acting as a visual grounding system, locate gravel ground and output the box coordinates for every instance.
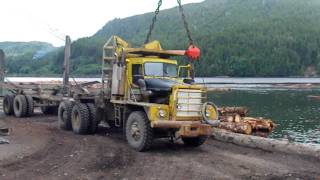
[0,110,319,180]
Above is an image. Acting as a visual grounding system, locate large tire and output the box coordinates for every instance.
[58,101,74,130]
[86,103,98,134]
[125,111,153,152]
[41,106,58,115]
[3,94,14,116]
[71,103,90,135]
[13,95,28,118]
[182,136,208,147]
[25,95,34,117]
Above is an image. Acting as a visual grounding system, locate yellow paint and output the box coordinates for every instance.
[143,40,162,50]
[206,104,218,120]
[178,64,191,78]
[110,36,214,126]
[170,84,207,121]
[148,104,170,121]
[126,57,179,85]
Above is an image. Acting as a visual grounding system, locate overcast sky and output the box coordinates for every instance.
[0,0,204,47]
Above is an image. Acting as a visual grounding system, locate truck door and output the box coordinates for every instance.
[132,64,143,86]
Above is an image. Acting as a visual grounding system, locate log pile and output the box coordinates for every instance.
[217,106,275,136]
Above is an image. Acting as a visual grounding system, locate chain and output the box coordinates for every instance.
[177,0,194,45]
[145,0,163,44]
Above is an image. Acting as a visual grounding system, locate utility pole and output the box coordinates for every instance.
[0,49,5,97]
[63,36,71,96]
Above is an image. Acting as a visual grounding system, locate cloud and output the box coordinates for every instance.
[0,0,204,46]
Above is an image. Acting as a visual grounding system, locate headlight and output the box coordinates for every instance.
[159,110,166,118]
[206,105,218,120]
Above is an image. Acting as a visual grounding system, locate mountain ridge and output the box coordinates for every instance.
[5,0,320,77]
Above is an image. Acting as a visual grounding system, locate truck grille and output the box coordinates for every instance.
[176,89,204,118]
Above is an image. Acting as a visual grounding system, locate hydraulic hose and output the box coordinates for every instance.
[202,102,220,127]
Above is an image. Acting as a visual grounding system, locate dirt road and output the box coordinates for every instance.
[0,111,319,180]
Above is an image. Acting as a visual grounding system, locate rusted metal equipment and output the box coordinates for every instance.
[63,36,71,96]
[1,79,100,116]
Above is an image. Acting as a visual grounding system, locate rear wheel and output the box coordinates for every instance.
[86,103,98,134]
[182,136,208,147]
[126,111,153,152]
[3,94,14,115]
[58,101,74,130]
[13,95,28,118]
[25,95,34,117]
[71,103,90,134]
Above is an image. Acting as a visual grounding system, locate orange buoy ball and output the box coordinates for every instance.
[185,45,201,60]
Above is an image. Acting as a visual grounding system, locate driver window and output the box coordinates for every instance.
[132,64,143,85]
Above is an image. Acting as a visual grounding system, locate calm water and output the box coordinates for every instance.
[3,77,320,144]
[209,90,320,144]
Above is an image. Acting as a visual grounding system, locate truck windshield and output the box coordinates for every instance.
[144,62,177,77]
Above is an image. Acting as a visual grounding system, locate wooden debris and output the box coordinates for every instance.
[218,122,252,135]
[211,128,320,159]
[218,106,249,117]
[217,106,275,136]
[242,117,275,132]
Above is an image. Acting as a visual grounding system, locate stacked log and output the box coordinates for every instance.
[218,106,249,117]
[218,122,252,135]
[242,117,275,132]
[217,106,275,136]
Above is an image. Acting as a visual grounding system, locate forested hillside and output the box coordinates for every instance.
[0,42,56,75]
[5,0,320,77]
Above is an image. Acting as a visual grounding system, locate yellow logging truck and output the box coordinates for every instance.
[1,36,220,151]
[60,36,219,151]
[2,0,220,151]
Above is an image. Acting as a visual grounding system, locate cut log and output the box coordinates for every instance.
[218,122,252,135]
[242,117,275,132]
[234,114,241,123]
[211,128,320,159]
[218,106,249,117]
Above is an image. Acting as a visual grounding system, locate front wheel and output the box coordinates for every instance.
[125,111,153,152]
[182,136,208,147]
[71,103,90,135]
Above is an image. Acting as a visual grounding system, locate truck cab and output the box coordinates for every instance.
[99,36,219,151]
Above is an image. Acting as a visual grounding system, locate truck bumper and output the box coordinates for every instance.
[151,121,212,137]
